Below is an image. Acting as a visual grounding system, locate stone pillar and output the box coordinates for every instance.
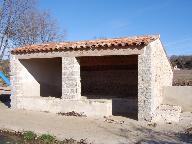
[138,46,153,121]
[10,55,24,108]
[62,57,81,100]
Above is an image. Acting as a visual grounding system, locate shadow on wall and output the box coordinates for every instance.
[20,58,62,98]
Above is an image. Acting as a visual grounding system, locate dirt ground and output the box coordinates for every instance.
[173,70,192,86]
[0,102,192,144]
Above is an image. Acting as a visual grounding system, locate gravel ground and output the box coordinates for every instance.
[0,102,192,144]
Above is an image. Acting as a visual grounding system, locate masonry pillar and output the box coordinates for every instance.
[10,55,24,108]
[138,46,153,121]
[62,57,81,100]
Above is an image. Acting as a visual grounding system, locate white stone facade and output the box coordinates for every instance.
[62,57,81,100]
[10,37,174,122]
[138,39,173,121]
[10,55,25,108]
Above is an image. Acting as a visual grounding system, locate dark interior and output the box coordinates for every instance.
[79,55,138,119]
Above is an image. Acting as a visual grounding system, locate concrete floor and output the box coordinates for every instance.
[0,102,192,144]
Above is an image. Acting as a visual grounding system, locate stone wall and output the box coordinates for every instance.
[10,57,62,107]
[79,55,138,99]
[153,104,181,123]
[163,86,192,111]
[62,57,81,100]
[150,40,173,115]
[138,39,173,121]
[10,55,24,108]
[15,97,112,117]
[81,70,137,98]
[138,44,153,121]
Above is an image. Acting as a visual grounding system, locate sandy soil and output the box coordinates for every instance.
[0,102,192,144]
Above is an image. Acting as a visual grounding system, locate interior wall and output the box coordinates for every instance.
[79,55,138,99]
[20,58,62,98]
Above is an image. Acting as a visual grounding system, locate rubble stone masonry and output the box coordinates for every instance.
[138,39,173,121]
[10,37,174,122]
[62,57,81,100]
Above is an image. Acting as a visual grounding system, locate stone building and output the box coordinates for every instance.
[10,35,174,122]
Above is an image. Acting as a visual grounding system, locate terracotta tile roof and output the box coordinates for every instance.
[11,35,159,54]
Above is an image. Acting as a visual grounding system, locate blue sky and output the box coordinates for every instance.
[38,0,192,55]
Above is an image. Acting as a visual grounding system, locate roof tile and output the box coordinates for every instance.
[11,35,159,54]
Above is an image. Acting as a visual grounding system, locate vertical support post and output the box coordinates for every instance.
[138,46,153,121]
[62,57,81,100]
[10,55,23,108]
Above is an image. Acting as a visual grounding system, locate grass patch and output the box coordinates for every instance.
[39,134,56,143]
[0,129,90,144]
[23,131,37,141]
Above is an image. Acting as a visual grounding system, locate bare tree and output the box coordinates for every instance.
[11,10,62,47]
[0,0,64,59]
[0,0,34,59]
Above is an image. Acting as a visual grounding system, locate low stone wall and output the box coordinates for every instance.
[153,104,181,123]
[163,86,192,112]
[14,97,112,117]
[12,97,139,118]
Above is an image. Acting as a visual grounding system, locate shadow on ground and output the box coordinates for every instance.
[135,129,192,144]
[97,122,192,144]
[0,94,11,108]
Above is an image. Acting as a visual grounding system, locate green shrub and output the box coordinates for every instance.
[23,131,37,141]
[39,134,55,143]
